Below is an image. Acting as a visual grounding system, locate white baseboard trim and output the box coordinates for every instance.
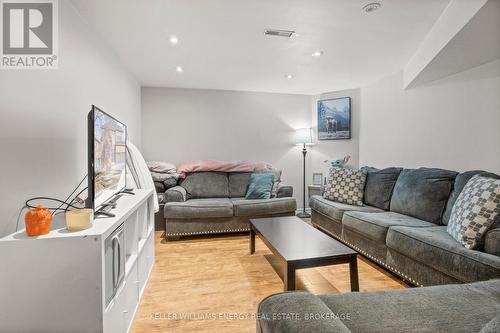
[295,208,312,214]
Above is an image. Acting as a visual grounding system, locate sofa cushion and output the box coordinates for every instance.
[443,170,499,225]
[386,225,500,282]
[309,195,383,222]
[485,227,500,256]
[258,292,351,333]
[228,170,282,198]
[231,197,296,216]
[342,211,435,243]
[480,315,500,333]
[180,172,229,198]
[318,279,500,333]
[154,181,166,193]
[447,175,500,249]
[164,198,233,219]
[323,167,368,206]
[390,168,458,224]
[228,172,252,198]
[363,167,402,210]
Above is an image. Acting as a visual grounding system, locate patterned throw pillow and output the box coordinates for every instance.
[323,167,367,206]
[447,175,500,249]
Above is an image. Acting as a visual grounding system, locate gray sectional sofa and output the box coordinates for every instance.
[257,279,500,333]
[162,171,296,239]
[310,167,500,286]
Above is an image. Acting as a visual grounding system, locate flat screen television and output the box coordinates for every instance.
[87,105,127,211]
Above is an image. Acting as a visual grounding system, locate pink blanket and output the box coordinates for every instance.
[177,160,275,178]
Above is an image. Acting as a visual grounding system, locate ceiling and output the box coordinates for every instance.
[70,0,450,95]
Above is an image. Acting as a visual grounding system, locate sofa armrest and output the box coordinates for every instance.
[484,227,500,256]
[164,186,187,203]
[257,292,351,333]
[276,185,293,198]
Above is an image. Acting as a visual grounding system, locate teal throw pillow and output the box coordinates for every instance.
[245,173,275,199]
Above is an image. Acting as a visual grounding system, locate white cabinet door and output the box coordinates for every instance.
[104,282,127,333]
[124,262,139,331]
[138,234,154,294]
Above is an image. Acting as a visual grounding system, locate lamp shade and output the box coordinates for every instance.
[294,128,313,145]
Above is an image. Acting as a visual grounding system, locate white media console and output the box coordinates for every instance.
[0,189,155,333]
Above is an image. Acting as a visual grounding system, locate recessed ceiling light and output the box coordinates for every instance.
[169,35,179,44]
[312,50,324,57]
[176,66,183,73]
[285,74,294,79]
[363,2,381,13]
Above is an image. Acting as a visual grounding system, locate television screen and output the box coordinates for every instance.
[88,106,127,210]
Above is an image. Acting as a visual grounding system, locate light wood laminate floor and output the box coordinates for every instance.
[131,231,407,333]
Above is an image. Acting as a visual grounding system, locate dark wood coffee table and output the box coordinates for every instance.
[250,216,359,292]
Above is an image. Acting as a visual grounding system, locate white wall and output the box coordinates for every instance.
[141,87,312,209]
[359,59,500,173]
[311,89,361,180]
[0,2,141,236]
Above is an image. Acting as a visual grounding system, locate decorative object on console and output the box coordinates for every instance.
[317,97,351,140]
[24,205,52,236]
[245,173,275,199]
[313,173,323,185]
[447,175,500,249]
[323,167,367,206]
[295,128,314,218]
[65,208,93,232]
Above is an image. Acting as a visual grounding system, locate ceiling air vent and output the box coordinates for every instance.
[264,29,295,38]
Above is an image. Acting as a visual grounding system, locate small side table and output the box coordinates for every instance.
[308,185,321,199]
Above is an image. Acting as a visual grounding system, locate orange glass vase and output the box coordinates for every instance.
[25,205,52,236]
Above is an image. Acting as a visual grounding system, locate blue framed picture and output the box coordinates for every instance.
[317,97,351,140]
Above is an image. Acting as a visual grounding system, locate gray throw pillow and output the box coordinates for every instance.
[323,167,367,206]
[447,175,500,249]
[180,172,229,198]
[154,181,166,193]
[362,167,402,210]
[390,168,458,224]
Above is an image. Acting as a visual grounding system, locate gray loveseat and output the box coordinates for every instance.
[310,167,500,286]
[257,279,500,333]
[162,171,296,239]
